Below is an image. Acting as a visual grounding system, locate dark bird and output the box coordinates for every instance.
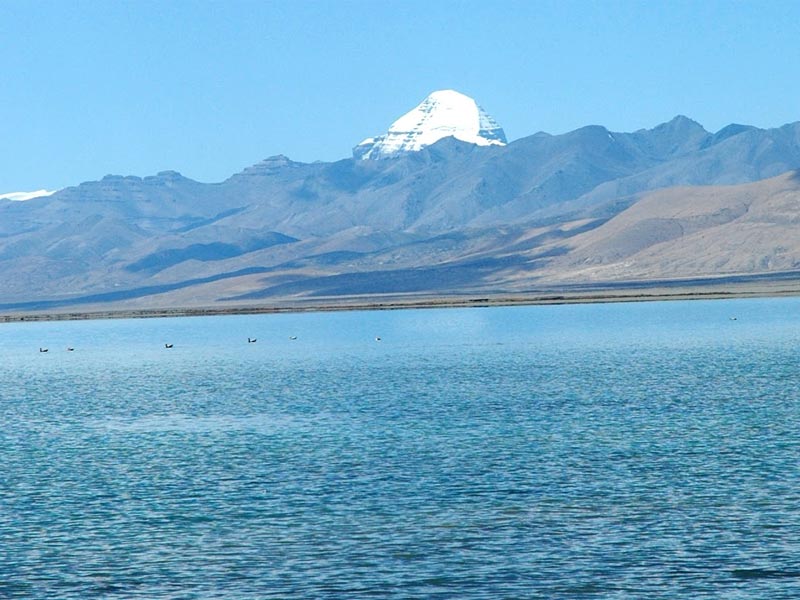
[39,347,48,353]
[375,337,382,342]
[248,337,257,343]
[165,343,173,349]
[66,347,74,352]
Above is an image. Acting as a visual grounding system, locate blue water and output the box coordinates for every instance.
[3,298,800,598]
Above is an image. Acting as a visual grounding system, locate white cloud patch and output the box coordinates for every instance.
[0,189,57,201]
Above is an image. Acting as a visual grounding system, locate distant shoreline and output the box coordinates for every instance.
[3,280,800,323]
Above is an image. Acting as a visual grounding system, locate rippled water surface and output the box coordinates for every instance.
[3,299,800,598]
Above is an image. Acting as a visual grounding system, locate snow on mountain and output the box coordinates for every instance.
[354,89,507,160]
[0,189,57,201]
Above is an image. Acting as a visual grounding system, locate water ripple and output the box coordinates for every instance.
[3,301,800,598]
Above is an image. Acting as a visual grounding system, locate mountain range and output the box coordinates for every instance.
[2,91,800,312]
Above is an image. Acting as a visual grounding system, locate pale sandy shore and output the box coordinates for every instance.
[2,278,800,323]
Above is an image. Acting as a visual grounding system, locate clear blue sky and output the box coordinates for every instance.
[2,0,799,191]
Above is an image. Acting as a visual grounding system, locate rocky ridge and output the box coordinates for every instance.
[2,111,800,311]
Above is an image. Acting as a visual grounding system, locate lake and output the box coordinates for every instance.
[2,298,800,598]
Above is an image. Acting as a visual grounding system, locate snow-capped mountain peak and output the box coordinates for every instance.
[354,89,506,160]
[0,189,57,201]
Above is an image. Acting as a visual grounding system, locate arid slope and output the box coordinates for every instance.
[544,171,800,282]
